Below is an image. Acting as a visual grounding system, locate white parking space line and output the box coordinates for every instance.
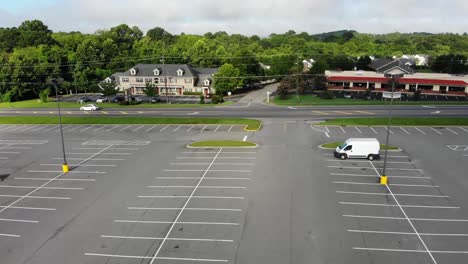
[119,125,131,131]
[430,127,442,135]
[56,125,72,132]
[414,127,426,134]
[105,125,119,132]
[157,177,251,180]
[0,194,70,200]
[31,125,46,132]
[0,218,38,223]
[331,173,428,179]
[3,147,32,150]
[400,127,410,134]
[139,195,245,199]
[15,177,96,182]
[0,233,21,238]
[132,125,145,132]
[40,163,116,167]
[459,127,468,133]
[333,181,380,186]
[66,152,131,155]
[159,125,169,132]
[228,126,233,132]
[43,125,59,132]
[128,207,242,212]
[214,125,221,132]
[0,151,21,154]
[327,160,413,164]
[170,163,254,166]
[72,148,104,150]
[114,220,239,226]
[370,127,378,134]
[384,127,394,134]
[93,126,105,132]
[0,125,14,131]
[53,158,124,161]
[328,166,421,171]
[446,128,459,135]
[336,191,448,198]
[0,185,84,190]
[0,206,56,211]
[164,169,251,172]
[200,125,208,132]
[145,125,156,132]
[28,170,107,174]
[339,202,459,209]
[339,126,346,133]
[146,185,246,189]
[67,126,82,132]
[0,157,8,160]
[353,248,426,253]
[186,125,194,132]
[84,253,228,262]
[101,235,234,243]
[391,184,439,187]
[325,126,330,133]
[354,127,362,134]
[343,215,468,222]
[177,157,256,159]
[349,230,468,237]
[182,151,256,154]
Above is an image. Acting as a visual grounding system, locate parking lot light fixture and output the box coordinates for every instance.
[381,73,404,184]
[51,79,69,173]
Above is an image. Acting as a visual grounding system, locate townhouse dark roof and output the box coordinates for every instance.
[109,72,124,85]
[124,64,197,77]
[193,67,218,86]
[368,59,414,74]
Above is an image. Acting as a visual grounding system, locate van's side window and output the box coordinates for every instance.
[344,145,352,151]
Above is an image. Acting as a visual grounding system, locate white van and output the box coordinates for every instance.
[334,138,380,160]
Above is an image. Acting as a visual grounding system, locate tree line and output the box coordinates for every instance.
[0,20,467,102]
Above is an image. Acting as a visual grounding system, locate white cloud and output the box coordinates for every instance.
[0,0,466,35]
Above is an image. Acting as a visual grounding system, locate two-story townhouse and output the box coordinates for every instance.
[115,64,218,96]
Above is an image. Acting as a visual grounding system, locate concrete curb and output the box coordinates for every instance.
[243,123,262,132]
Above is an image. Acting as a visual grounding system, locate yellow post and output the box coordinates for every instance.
[380,175,388,185]
[62,164,69,173]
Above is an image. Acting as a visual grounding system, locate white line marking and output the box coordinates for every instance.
[100,235,233,242]
[93,126,105,132]
[105,125,119,132]
[0,145,113,215]
[327,160,413,164]
[355,127,362,133]
[0,233,20,237]
[145,125,157,132]
[0,157,8,160]
[0,185,84,190]
[228,125,233,132]
[53,158,124,161]
[414,127,426,134]
[333,181,380,186]
[242,135,248,142]
[80,125,95,132]
[370,127,378,134]
[15,177,96,182]
[177,157,256,159]
[186,125,194,132]
[132,125,145,132]
[325,126,330,133]
[331,173,428,179]
[446,128,458,135]
[139,195,244,199]
[114,220,239,226]
[384,127,394,134]
[459,127,468,133]
[164,169,251,172]
[343,215,468,222]
[353,248,426,253]
[0,194,70,200]
[66,125,81,132]
[182,151,256,154]
[128,207,242,212]
[0,218,38,223]
[339,126,346,133]
[328,166,421,171]
[84,253,228,262]
[336,191,448,198]
[349,230,468,237]
[170,163,254,166]
[157,177,251,180]
[0,206,55,211]
[214,125,221,132]
[339,202,459,209]
[368,161,437,264]
[159,125,169,132]
[430,127,442,135]
[27,170,107,174]
[119,125,131,131]
[40,163,116,167]
[391,184,439,187]
[146,186,246,189]
[200,125,208,132]
[0,151,20,154]
[400,127,410,134]
[66,152,131,155]
[172,125,181,132]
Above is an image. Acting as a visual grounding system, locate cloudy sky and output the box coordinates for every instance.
[1,0,467,35]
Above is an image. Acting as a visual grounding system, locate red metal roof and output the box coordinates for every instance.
[327,76,467,86]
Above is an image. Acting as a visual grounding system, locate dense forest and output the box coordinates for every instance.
[0,20,467,101]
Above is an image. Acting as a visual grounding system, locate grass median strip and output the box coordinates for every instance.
[0,117,262,131]
[321,142,398,150]
[189,140,257,148]
[318,118,468,126]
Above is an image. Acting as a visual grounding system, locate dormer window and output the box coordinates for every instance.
[203,79,211,86]
[130,68,137,76]
[177,69,184,76]
[153,69,160,76]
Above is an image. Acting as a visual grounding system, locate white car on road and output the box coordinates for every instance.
[80,104,100,111]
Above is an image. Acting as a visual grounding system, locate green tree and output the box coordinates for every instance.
[214,64,242,95]
[101,80,117,96]
[39,87,50,102]
[17,20,55,47]
[143,82,156,97]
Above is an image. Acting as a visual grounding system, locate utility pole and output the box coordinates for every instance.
[296,54,299,104]
[51,79,69,173]
[162,54,168,104]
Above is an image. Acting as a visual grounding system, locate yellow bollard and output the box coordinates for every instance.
[62,164,69,173]
[380,175,388,185]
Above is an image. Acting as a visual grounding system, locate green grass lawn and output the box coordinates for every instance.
[320,142,398,150]
[318,118,468,126]
[0,99,231,109]
[274,95,468,106]
[0,116,262,131]
[189,140,257,148]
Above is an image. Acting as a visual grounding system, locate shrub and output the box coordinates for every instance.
[39,88,50,103]
[2,91,14,102]
[211,95,220,104]
[184,91,203,96]
[319,91,334,99]
[199,95,205,104]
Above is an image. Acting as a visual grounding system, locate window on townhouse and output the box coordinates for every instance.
[154,78,159,84]
[170,78,177,84]
[145,78,152,83]
[136,78,144,83]
[185,79,192,83]
[122,78,129,83]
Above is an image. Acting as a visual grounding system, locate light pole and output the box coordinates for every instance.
[380,73,404,185]
[51,79,69,173]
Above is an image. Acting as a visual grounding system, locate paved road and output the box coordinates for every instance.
[1,105,468,119]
